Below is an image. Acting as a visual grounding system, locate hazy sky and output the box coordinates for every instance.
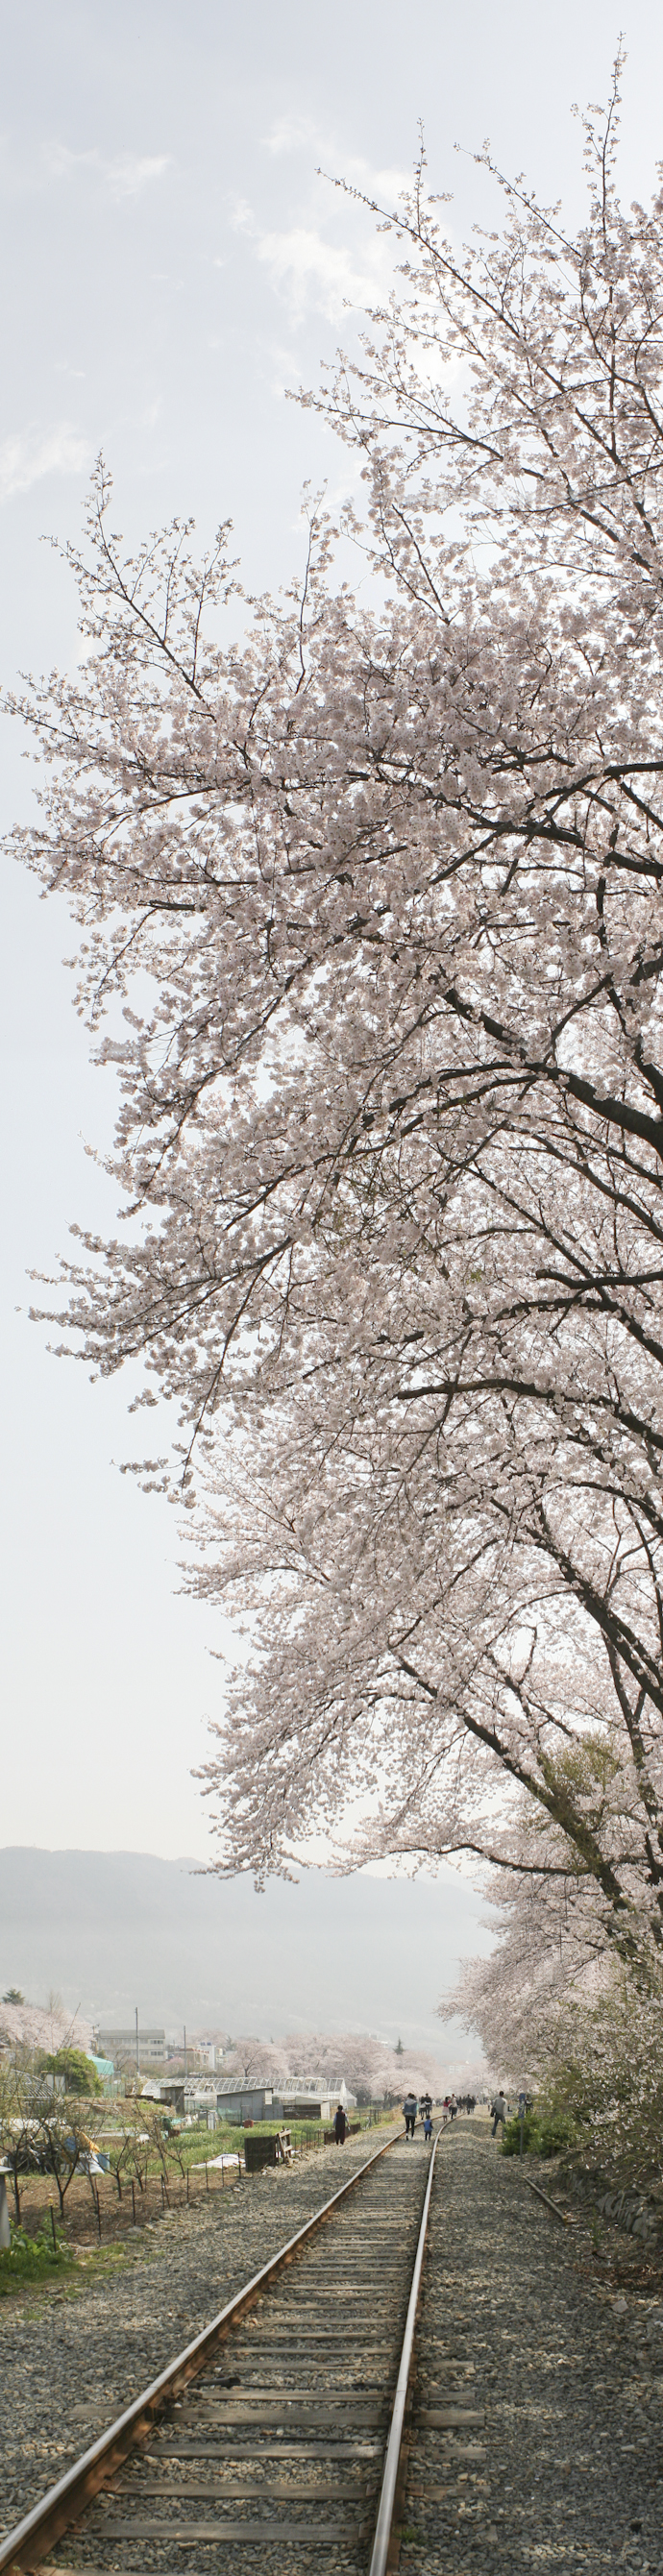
[3,0,662,1862]
[1,1849,496,2057]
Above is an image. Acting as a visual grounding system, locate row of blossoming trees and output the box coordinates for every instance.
[9,65,663,2174]
[223,2031,454,2106]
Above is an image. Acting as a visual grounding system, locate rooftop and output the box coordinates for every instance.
[213,2073,347,2097]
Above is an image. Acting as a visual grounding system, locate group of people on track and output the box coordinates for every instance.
[403,2090,478,2136]
[333,2091,435,2146]
[332,2087,480,2149]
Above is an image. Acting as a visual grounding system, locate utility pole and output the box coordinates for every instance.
[135,2006,139,2073]
[184,2024,187,2078]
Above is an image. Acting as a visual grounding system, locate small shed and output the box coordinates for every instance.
[213,2078,281,2125]
[143,2078,184,2113]
[88,2054,115,2095]
[281,2077,356,2122]
[211,2073,356,2126]
[184,2078,218,2129]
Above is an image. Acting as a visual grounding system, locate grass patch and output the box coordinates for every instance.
[165,2114,368,2163]
[501,2107,580,2159]
[0,2221,74,2294]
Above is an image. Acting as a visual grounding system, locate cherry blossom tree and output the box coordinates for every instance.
[220,2037,290,2088]
[442,1824,663,2182]
[219,2031,447,2103]
[7,62,663,1950]
[438,1780,624,2081]
[281,2030,445,2103]
[281,2031,383,2094]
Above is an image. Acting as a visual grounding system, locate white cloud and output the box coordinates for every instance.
[263,112,327,159]
[231,140,413,328]
[230,195,256,237]
[257,224,386,321]
[107,154,171,200]
[232,195,397,326]
[261,114,410,202]
[0,425,88,502]
[48,145,170,200]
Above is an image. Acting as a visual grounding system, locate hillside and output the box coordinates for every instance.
[0,1847,490,2061]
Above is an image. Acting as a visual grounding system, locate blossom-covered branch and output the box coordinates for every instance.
[7,65,663,1935]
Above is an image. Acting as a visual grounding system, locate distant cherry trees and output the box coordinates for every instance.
[9,64,663,1973]
[223,2031,447,2103]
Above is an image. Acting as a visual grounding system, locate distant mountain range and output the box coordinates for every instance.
[0,1846,493,2062]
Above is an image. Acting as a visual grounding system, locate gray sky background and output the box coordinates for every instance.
[2,1,661,1879]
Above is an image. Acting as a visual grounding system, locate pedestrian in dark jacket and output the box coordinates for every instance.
[491,2090,507,2138]
[404,2093,418,2138]
[333,2104,348,2145]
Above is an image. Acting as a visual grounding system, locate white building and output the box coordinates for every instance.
[281,2076,356,2122]
[98,2026,166,2069]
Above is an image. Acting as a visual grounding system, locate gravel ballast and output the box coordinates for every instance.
[4,2118,663,2571]
[405,2122,663,2574]
[0,2127,393,2543]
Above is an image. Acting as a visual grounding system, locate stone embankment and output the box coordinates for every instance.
[590,2184,663,2252]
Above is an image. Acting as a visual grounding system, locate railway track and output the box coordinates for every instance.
[0,2125,442,2576]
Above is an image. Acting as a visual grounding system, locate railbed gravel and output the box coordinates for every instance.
[0,2126,391,2543]
[405,2122,663,2576]
[4,2121,663,2574]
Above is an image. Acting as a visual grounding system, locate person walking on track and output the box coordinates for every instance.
[404,2092,418,2139]
[491,2089,508,2138]
[420,2091,432,2143]
[333,2103,348,2145]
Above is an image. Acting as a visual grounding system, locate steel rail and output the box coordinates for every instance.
[0,2123,404,2576]
[522,2173,574,2227]
[368,2128,441,2576]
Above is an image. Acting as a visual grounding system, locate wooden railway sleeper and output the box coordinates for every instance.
[0,2122,446,2576]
